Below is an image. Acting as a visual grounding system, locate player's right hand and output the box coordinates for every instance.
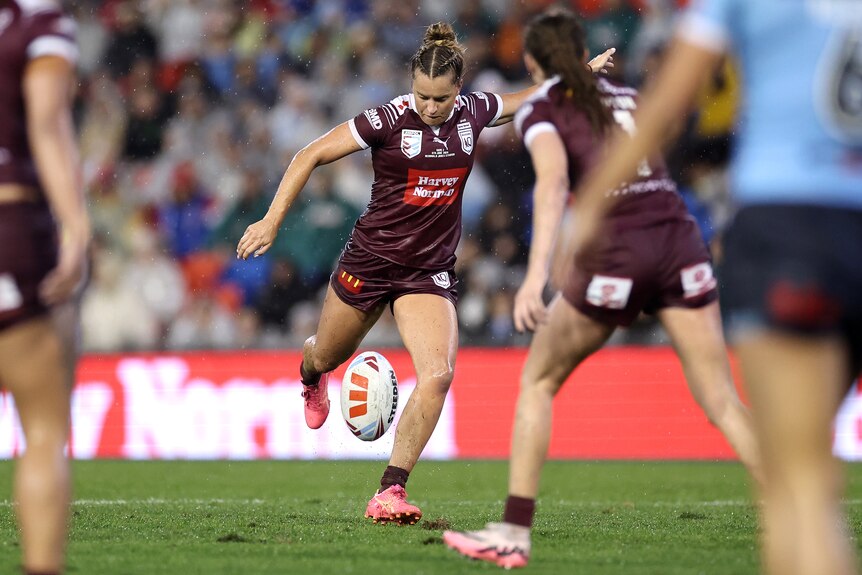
[514,273,548,333]
[237,218,277,260]
[39,225,89,306]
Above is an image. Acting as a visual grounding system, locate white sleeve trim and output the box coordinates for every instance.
[523,122,558,150]
[27,36,78,64]
[348,118,369,150]
[488,93,504,126]
[676,12,729,54]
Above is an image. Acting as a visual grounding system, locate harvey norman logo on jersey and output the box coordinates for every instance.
[403,167,467,207]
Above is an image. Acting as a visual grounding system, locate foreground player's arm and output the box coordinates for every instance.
[24,55,91,305]
[560,39,722,264]
[514,130,569,333]
[237,122,362,260]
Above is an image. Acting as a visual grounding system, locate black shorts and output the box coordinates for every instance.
[722,204,862,368]
[564,217,717,326]
[330,240,458,313]
[0,202,58,331]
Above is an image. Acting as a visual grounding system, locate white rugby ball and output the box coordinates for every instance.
[341,351,399,441]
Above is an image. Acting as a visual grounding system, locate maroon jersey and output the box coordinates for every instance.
[0,0,77,190]
[348,91,502,270]
[515,77,689,229]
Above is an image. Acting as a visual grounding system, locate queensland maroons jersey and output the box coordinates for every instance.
[0,0,77,190]
[348,91,503,269]
[515,77,690,229]
[680,0,862,210]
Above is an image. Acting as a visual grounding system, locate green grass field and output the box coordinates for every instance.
[1,460,860,574]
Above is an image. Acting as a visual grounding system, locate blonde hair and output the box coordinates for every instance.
[410,22,465,82]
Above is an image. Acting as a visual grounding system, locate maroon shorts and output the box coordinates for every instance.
[564,217,718,326]
[0,202,58,331]
[330,240,458,313]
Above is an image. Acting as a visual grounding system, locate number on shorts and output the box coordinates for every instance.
[613,109,653,178]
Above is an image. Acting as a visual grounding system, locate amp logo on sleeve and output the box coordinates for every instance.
[364,109,383,130]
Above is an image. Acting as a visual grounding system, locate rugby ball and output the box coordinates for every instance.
[340,351,399,441]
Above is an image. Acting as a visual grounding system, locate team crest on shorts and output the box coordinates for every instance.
[401,129,422,158]
[457,120,473,154]
[586,275,633,309]
[431,271,451,289]
[680,262,716,298]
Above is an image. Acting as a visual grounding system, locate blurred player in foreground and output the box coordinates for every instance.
[443,7,762,568]
[0,1,90,574]
[454,1,862,574]
[237,21,613,524]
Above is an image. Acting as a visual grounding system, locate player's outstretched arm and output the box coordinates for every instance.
[492,85,541,127]
[24,55,90,306]
[236,122,362,260]
[514,130,569,333]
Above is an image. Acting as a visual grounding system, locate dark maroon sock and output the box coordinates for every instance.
[503,495,536,528]
[380,465,410,491]
[299,361,321,387]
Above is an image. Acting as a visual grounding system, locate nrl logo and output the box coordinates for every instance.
[457,120,473,154]
[401,129,422,158]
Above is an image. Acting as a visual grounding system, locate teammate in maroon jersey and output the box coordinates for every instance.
[443,9,760,568]
[0,1,90,574]
[237,22,613,523]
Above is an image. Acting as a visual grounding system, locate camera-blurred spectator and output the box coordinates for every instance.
[158,162,215,259]
[101,0,158,80]
[81,245,160,351]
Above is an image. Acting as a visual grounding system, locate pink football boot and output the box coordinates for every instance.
[365,485,422,525]
[301,371,330,429]
[443,522,531,569]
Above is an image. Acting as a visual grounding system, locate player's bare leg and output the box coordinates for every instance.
[739,331,857,575]
[365,294,457,525]
[508,294,613,499]
[0,317,71,575]
[390,293,457,472]
[445,294,612,566]
[301,284,385,428]
[658,302,763,485]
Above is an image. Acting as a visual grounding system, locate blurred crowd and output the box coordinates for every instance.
[73,0,737,352]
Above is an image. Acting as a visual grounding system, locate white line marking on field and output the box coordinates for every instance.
[0,498,269,507]
[2,498,862,508]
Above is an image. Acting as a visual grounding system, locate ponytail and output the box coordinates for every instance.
[524,10,611,133]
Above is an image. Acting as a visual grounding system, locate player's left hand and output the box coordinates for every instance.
[588,48,616,74]
[513,273,548,333]
[237,217,277,260]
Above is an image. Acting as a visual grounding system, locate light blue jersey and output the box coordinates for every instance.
[679,0,862,209]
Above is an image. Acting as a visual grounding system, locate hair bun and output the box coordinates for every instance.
[424,22,457,49]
